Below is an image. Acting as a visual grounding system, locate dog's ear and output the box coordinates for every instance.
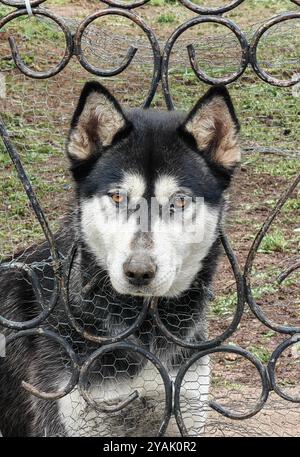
[180,86,240,172]
[66,81,131,162]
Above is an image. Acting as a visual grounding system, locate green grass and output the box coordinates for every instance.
[249,346,271,364]
[261,330,276,340]
[282,197,300,213]
[150,0,164,5]
[211,293,237,317]
[157,13,176,24]
[252,284,277,300]
[245,155,299,179]
[0,5,11,16]
[211,377,244,390]
[258,230,288,254]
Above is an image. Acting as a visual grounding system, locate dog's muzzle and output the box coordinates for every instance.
[123,253,157,286]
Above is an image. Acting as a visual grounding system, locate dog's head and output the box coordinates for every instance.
[66,82,240,297]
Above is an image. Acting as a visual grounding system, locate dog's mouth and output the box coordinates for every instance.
[128,288,151,296]
[109,271,178,298]
[113,283,168,298]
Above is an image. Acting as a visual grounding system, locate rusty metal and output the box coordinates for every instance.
[0,262,60,330]
[100,0,150,9]
[162,15,249,109]
[0,0,46,6]
[174,345,270,436]
[268,334,300,403]
[244,173,300,335]
[178,0,246,16]
[250,12,300,87]
[6,328,80,400]
[73,8,161,108]
[78,341,173,435]
[0,8,73,79]
[277,260,300,285]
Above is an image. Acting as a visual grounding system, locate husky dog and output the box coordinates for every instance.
[0,82,240,437]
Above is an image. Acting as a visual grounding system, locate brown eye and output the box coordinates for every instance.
[174,195,190,210]
[111,193,125,205]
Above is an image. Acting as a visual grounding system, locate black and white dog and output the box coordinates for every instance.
[0,82,240,437]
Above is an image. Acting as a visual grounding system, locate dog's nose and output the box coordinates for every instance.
[123,254,157,286]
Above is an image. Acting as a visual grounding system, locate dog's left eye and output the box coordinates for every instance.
[110,192,126,205]
[171,195,191,211]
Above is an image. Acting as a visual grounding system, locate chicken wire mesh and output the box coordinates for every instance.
[0,0,299,437]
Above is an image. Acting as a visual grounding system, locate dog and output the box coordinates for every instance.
[0,81,240,437]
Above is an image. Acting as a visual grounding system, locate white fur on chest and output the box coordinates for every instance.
[58,356,210,437]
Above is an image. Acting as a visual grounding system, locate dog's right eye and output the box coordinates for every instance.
[110,192,126,205]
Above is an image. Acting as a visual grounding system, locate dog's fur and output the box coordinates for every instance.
[0,82,240,437]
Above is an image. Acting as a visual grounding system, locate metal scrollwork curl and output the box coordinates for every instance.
[6,328,80,400]
[178,0,246,15]
[244,173,300,335]
[150,230,245,350]
[250,12,300,87]
[0,117,62,330]
[162,16,249,109]
[100,0,150,9]
[268,334,300,403]
[174,345,270,436]
[0,0,299,438]
[0,0,47,7]
[0,8,73,79]
[78,341,173,435]
[74,8,161,108]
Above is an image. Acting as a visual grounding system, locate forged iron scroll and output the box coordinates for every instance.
[0,0,47,6]
[1,2,299,93]
[174,345,270,436]
[0,116,61,330]
[244,172,300,335]
[162,15,249,109]
[0,8,73,79]
[0,262,60,330]
[73,8,161,108]
[268,335,300,403]
[150,229,244,349]
[6,328,80,400]
[0,5,161,106]
[178,0,246,16]
[0,0,299,437]
[78,341,173,435]
[100,0,150,9]
[250,12,300,87]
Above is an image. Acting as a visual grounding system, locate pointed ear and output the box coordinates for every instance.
[66,81,131,162]
[180,86,240,171]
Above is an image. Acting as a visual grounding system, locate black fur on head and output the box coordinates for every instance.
[66,81,240,195]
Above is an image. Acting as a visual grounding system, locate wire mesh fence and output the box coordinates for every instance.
[0,0,299,437]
